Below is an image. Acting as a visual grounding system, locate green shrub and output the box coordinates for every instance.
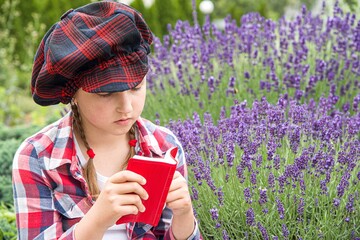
[0,124,41,204]
[0,203,16,240]
[0,177,13,206]
[0,124,41,141]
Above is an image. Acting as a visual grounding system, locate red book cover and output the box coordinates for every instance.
[116,147,178,226]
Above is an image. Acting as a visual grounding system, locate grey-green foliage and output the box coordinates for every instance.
[0,0,46,126]
[0,139,20,176]
[0,176,13,205]
[0,203,16,240]
[0,0,96,68]
[125,0,197,41]
[0,124,41,204]
[0,138,22,204]
[0,124,40,141]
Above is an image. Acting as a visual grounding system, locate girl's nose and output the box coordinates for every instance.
[115,91,132,113]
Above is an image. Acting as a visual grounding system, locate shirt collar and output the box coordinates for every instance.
[45,111,77,170]
[136,117,164,157]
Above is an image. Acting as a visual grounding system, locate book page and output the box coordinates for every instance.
[132,147,178,164]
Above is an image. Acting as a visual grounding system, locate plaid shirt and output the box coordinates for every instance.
[12,112,201,240]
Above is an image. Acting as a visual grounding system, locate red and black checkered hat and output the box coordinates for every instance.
[31,1,153,106]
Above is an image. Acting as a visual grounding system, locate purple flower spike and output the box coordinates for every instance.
[333,198,341,207]
[223,229,230,240]
[268,172,275,190]
[297,198,305,218]
[346,194,355,213]
[276,198,285,219]
[210,208,219,221]
[258,188,268,205]
[282,224,290,239]
[246,208,255,226]
[244,187,252,204]
[257,222,270,240]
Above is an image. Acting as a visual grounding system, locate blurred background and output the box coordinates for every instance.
[0,0,358,127]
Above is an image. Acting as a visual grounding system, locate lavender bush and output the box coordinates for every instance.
[140,1,360,239]
[167,97,359,239]
[143,1,360,122]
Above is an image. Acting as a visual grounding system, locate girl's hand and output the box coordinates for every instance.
[166,171,196,239]
[166,171,193,217]
[89,170,149,229]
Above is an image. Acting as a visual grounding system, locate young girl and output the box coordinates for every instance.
[12,2,201,239]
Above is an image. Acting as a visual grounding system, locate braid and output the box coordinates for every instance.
[126,126,136,166]
[71,102,100,199]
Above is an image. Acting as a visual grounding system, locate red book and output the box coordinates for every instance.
[116,147,178,226]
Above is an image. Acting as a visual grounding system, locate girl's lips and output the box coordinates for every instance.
[114,118,131,125]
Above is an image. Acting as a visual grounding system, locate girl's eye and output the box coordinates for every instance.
[97,93,113,97]
[131,86,142,91]
[131,79,146,91]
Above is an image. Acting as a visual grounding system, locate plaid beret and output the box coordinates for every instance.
[31,1,153,106]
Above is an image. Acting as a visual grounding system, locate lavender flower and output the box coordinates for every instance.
[268,172,275,190]
[223,229,230,240]
[282,224,290,239]
[258,188,268,206]
[346,194,355,213]
[191,186,199,201]
[276,198,285,219]
[244,187,252,204]
[217,188,225,206]
[210,208,219,221]
[257,222,270,240]
[273,155,281,170]
[337,172,351,197]
[333,198,341,207]
[297,198,305,218]
[250,171,257,186]
[246,208,255,226]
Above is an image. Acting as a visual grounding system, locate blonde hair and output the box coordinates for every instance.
[71,102,136,200]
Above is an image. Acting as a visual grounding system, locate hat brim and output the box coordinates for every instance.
[80,52,149,93]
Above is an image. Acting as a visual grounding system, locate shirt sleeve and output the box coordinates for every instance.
[168,219,202,240]
[12,141,76,240]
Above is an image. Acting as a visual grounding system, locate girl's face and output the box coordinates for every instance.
[74,79,146,137]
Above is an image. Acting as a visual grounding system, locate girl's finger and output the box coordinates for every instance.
[118,205,140,216]
[166,186,189,203]
[115,194,146,213]
[107,181,149,200]
[110,170,147,185]
[169,173,187,192]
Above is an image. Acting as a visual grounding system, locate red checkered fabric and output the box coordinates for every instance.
[31,1,153,106]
